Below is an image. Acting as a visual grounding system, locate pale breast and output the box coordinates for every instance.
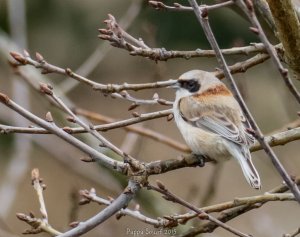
[173,102,230,161]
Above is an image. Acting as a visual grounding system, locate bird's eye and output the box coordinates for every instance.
[182,79,200,92]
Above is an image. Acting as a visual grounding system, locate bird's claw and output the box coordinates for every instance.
[191,153,206,167]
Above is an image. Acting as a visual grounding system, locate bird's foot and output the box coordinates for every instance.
[191,153,206,167]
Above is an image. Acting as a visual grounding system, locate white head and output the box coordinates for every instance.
[172,70,223,100]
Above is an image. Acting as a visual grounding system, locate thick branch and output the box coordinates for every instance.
[265,0,300,80]
[250,127,300,152]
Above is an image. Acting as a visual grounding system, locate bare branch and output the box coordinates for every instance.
[0,109,173,134]
[75,108,188,152]
[122,43,270,60]
[148,0,234,12]
[214,52,270,79]
[148,182,252,237]
[41,83,136,160]
[59,0,143,94]
[0,92,127,174]
[182,177,300,236]
[16,169,62,235]
[1,123,299,157]
[98,13,275,62]
[168,193,295,226]
[250,127,300,152]
[31,169,48,223]
[9,48,273,100]
[58,180,140,237]
[9,51,177,92]
[16,213,61,236]
[79,188,168,228]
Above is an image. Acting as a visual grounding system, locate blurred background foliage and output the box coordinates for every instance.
[0,1,299,237]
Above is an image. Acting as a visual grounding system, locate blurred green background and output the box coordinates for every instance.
[0,0,299,236]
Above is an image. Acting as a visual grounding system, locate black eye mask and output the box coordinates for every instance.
[179,79,200,93]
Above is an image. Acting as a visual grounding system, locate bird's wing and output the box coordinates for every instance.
[240,115,255,145]
[178,96,250,145]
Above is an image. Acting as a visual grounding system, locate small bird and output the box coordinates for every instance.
[172,70,261,189]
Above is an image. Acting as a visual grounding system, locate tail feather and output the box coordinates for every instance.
[239,155,261,189]
[229,145,261,189]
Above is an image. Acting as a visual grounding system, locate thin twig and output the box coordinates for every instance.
[81,185,295,230]
[167,193,295,225]
[148,182,252,237]
[0,92,127,174]
[181,177,300,236]
[214,53,270,79]
[58,180,140,237]
[9,50,272,98]
[1,122,299,156]
[41,83,134,160]
[79,188,168,227]
[31,169,48,223]
[120,43,270,60]
[10,50,177,92]
[98,13,276,62]
[16,169,62,235]
[0,109,173,134]
[188,0,300,204]
[59,0,143,94]
[75,108,188,152]
[0,31,125,193]
[149,0,234,12]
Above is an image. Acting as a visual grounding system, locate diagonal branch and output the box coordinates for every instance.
[182,177,300,236]
[58,180,140,237]
[79,188,168,228]
[148,182,252,237]
[0,92,127,174]
[40,83,135,160]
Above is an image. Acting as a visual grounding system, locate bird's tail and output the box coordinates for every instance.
[230,145,261,189]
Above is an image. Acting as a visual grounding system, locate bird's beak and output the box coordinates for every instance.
[167,80,179,89]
